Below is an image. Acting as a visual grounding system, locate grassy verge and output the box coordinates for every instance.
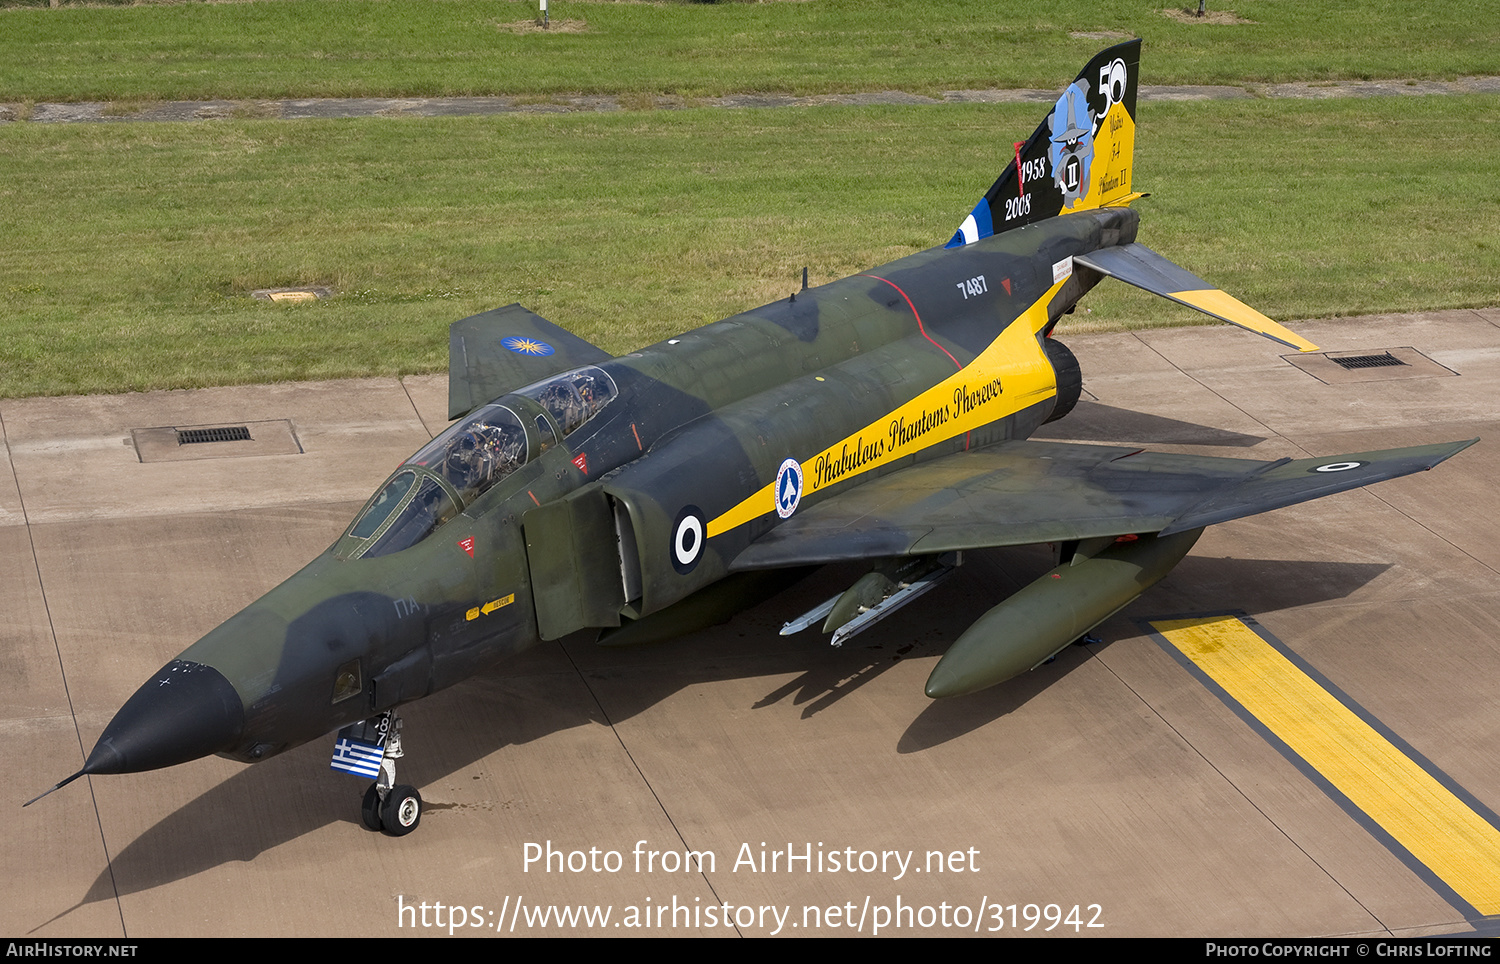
[2,96,1496,398]
[2,0,1497,103]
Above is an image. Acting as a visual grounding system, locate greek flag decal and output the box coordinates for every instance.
[330,736,384,778]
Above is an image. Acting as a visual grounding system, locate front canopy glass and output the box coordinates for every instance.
[365,476,460,558]
[408,403,529,507]
[343,404,527,558]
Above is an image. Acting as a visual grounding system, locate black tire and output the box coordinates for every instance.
[381,784,422,836]
[361,783,384,832]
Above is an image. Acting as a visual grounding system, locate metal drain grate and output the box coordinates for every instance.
[177,426,252,445]
[1329,353,1407,370]
[1283,346,1452,385]
[134,419,299,462]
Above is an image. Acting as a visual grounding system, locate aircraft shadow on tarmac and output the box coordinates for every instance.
[1030,400,1267,447]
[68,552,1386,907]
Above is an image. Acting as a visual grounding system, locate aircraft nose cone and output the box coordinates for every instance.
[83,659,244,775]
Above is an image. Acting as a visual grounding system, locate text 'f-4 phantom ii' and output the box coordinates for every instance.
[32,42,1475,834]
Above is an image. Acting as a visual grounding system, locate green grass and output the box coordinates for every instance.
[1,0,1497,103]
[2,96,1496,398]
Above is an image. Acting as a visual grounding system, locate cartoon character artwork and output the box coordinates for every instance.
[1050,82,1095,207]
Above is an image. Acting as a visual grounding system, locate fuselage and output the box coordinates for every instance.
[95,205,1139,772]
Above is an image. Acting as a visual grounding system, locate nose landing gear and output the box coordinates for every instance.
[332,711,424,836]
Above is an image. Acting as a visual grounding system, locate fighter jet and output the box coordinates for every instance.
[32,41,1474,834]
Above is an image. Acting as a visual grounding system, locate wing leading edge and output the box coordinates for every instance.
[731,438,1477,570]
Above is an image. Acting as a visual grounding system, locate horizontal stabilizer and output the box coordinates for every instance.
[1074,244,1318,352]
[449,304,613,420]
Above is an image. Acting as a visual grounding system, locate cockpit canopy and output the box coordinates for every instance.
[346,469,460,559]
[340,366,618,559]
[411,403,529,507]
[518,366,616,438]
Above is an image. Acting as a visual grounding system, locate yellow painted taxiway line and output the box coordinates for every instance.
[1152,615,1500,916]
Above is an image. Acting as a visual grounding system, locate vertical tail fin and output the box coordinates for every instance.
[948,40,1142,248]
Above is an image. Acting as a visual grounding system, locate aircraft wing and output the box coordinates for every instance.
[448,304,613,419]
[1073,244,1320,353]
[730,438,1476,569]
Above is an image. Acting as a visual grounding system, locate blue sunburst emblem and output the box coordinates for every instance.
[502,336,555,357]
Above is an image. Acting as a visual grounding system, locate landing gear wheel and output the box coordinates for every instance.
[361,783,384,832]
[381,784,422,836]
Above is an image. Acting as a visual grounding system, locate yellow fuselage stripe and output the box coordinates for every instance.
[1153,615,1500,915]
[706,280,1067,538]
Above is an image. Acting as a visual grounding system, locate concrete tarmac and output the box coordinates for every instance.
[4,309,1496,938]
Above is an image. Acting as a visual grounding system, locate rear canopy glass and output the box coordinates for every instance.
[518,367,617,437]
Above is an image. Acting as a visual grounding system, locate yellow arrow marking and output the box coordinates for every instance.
[466,594,516,621]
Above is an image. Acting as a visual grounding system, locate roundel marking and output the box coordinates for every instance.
[1311,461,1366,474]
[775,458,803,519]
[1099,58,1128,111]
[502,336,555,357]
[671,505,706,574]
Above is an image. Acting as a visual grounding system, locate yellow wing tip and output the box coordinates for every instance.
[1173,288,1318,354]
[1269,326,1318,353]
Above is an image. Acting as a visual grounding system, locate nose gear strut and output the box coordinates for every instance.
[331,711,423,836]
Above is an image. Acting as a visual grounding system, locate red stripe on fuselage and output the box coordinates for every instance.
[860,274,962,371]
[861,273,969,448]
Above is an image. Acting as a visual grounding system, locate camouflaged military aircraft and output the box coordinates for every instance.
[32,41,1474,834]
